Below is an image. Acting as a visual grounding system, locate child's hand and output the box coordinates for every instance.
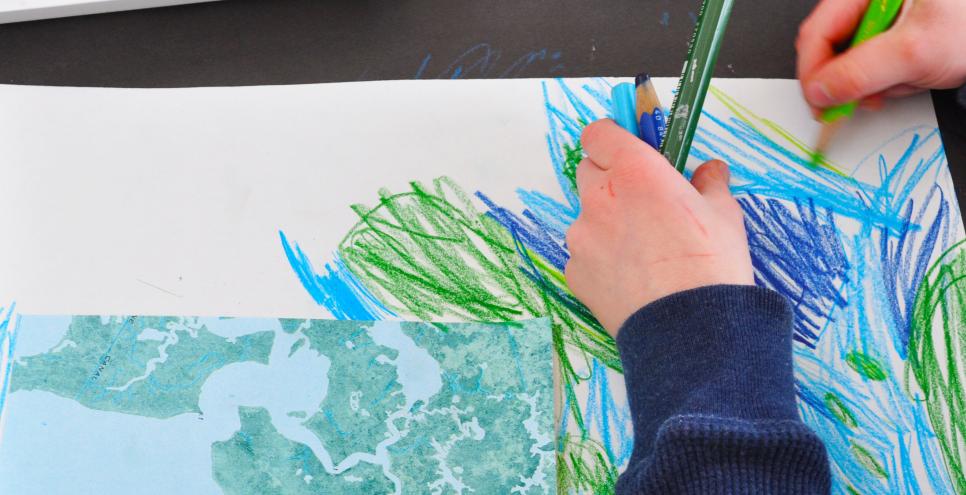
[797,0,966,114]
[564,119,754,336]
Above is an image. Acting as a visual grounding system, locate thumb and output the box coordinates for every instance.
[803,31,916,108]
[691,160,733,200]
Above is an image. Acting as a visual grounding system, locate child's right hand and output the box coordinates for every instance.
[796,0,966,114]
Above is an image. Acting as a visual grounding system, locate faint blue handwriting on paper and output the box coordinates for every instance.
[280,78,965,495]
[0,316,554,494]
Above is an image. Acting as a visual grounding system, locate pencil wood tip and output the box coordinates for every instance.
[815,119,843,156]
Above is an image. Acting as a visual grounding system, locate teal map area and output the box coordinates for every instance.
[11,316,274,418]
[0,316,555,494]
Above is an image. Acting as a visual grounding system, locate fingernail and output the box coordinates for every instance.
[806,81,832,107]
[717,161,731,181]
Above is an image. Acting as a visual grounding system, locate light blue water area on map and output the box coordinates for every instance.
[368,320,443,410]
[1,316,333,493]
[1,391,226,494]
[0,316,457,493]
[0,316,552,495]
[8,315,71,357]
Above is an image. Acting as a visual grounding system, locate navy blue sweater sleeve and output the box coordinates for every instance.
[614,285,831,495]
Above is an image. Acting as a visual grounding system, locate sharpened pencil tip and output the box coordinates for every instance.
[814,119,843,157]
[635,73,651,87]
[808,151,824,168]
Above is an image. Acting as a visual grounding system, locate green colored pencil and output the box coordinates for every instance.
[816,0,904,153]
[660,0,736,173]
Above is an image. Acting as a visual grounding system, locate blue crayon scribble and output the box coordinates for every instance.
[279,77,960,494]
[0,303,20,422]
[280,231,392,320]
[660,12,670,27]
[415,43,565,79]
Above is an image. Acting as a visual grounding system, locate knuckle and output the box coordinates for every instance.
[898,30,925,61]
[835,59,871,99]
[565,221,585,251]
[897,32,931,78]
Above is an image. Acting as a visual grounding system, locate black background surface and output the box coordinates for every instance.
[1,0,964,206]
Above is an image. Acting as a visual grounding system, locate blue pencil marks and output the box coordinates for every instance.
[0,303,20,422]
[413,55,432,80]
[278,77,959,493]
[583,359,634,467]
[659,12,670,28]
[476,192,569,272]
[280,231,392,320]
[540,78,613,213]
[880,188,949,357]
[740,195,850,347]
[515,189,577,239]
[414,43,565,79]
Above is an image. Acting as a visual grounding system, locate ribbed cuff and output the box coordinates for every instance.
[618,415,831,495]
[615,285,799,461]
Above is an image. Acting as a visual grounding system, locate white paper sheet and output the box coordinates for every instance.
[0,0,220,24]
[0,78,963,494]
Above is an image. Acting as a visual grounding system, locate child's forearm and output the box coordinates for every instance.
[614,285,830,494]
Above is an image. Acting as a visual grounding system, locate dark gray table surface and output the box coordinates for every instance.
[1,0,963,206]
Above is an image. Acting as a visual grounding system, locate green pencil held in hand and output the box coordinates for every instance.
[817,0,904,152]
[660,0,735,173]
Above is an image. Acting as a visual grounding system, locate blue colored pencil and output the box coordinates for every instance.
[611,83,641,138]
[635,73,665,150]
[638,113,659,149]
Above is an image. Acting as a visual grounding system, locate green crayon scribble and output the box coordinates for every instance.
[562,141,582,196]
[908,240,966,493]
[845,351,888,381]
[557,435,619,495]
[708,86,847,176]
[332,176,619,491]
[850,442,889,479]
[824,392,859,428]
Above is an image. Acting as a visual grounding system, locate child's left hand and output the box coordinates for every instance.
[564,119,755,336]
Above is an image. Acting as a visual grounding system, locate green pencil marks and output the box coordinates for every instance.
[211,406,393,494]
[331,176,617,491]
[296,320,405,465]
[10,315,274,419]
[845,351,888,381]
[557,435,620,495]
[708,86,848,176]
[562,141,583,196]
[850,442,889,479]
[908,240,966,493]
[824,392,858,428]
[846,485,862,495]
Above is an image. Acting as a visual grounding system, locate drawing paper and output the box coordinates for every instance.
[0,78,962,494]
[0,0,220,24]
